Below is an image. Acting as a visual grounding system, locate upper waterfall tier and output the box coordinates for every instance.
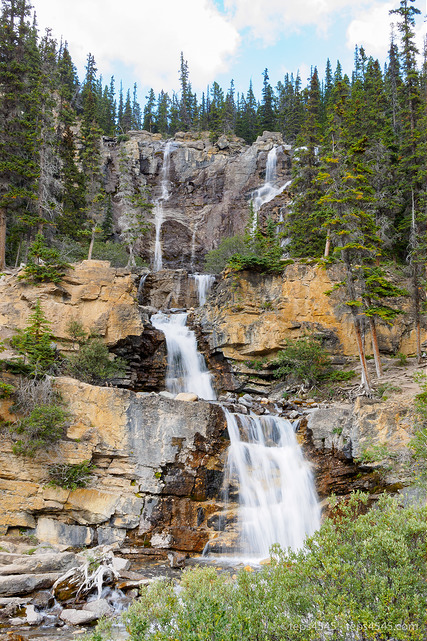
[105,131,292,271]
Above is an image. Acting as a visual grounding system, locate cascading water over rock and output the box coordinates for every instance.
[150,312,216,400]
[251,146,292,226]
[192,274,215,306]
[221,409,320,559]
[153,141,173,271]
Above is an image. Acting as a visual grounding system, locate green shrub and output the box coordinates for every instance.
[327,369,357,382]
[118,493,426,641]
[0,381,14,398]
[11,403,70,456]
[204,235,247,274]
[65,327,127,385]
[18,233,72,284]
[272,336,332,385]
[48,460,94,490]
[91,240,145,268]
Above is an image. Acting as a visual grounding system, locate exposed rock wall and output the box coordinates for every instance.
[197,264,418,368]
[0,261,144,349]
[0,378,227,553]
[103,131,292,271]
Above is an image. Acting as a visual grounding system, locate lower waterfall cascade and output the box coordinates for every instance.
[151,304,321,559]
[222,409,321,559]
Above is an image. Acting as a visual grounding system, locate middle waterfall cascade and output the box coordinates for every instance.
[153,141,173,272]
[223,409,321,559]
[251,145,292,216]
[150,312,217,401]
[192,274,215,306]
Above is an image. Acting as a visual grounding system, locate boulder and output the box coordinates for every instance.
[175,392,198,402]
[82,598,113,618]
[0,552,78,576]
[0,572,62,596]
[60,608,98,625]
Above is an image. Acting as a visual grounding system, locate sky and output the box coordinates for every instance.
[32,0,425,102]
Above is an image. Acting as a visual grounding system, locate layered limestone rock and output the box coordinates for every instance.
[197,264,418,369]
[0,261,167,392]
[103,130,292,270]
[0,377,227,553]
[0,261,144,349]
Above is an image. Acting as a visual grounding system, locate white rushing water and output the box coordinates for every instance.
[151,312,216,400]
[153,141,173,271]
[251,146,292,223]
[223,409,320,559]
[192,274,215,306]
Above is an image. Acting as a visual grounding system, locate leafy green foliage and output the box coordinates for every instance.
[18,234,71,284]
[272,336,332,385]
[65,322,127,385]
[48,460,94,490]
[204,235,246,273]
[117,494,426,641]
[10,299,57,377]
[228,213,285,274]
[11,403,69,457]
[0,381,14,398]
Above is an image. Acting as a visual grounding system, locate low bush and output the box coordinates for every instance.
[64,322,127,385]
[10,402,70,456]
[272,335,332,385]
[108,493,426,641]
[48,460,94,490]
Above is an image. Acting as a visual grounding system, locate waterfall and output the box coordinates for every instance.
[222,409,320,559]
[137,273,148,301]
[153,142,173,272]
[151,312,216,400]
[251,146,292,221]
[192,274,215,306]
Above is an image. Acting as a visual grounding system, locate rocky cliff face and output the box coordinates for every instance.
[0,377,227,553]
[196,264,418,379]
[103,130,292,271]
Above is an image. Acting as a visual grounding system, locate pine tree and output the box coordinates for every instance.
[79,52,104,258]
[56,42,85,238]
[236,81,258,143]
[143,88,156,132]
[318,92,380,393]
[209,81,225,141]
[156,90,170,135]
[287,67,325,256]
[131,83,142,130]
[223,79,236,134]
[390,0,425,362]
[0,0,39,268]
[258,68,275,132]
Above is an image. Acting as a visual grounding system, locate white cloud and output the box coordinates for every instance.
[33,0,240,92]
[223,0,372,45]
[346,0,425,63]
[346,2,396,59]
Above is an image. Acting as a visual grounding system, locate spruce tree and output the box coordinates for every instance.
[287,67,325,257]
[79,53,104,258]
[0,0,39,267]
[258,68,275,133]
